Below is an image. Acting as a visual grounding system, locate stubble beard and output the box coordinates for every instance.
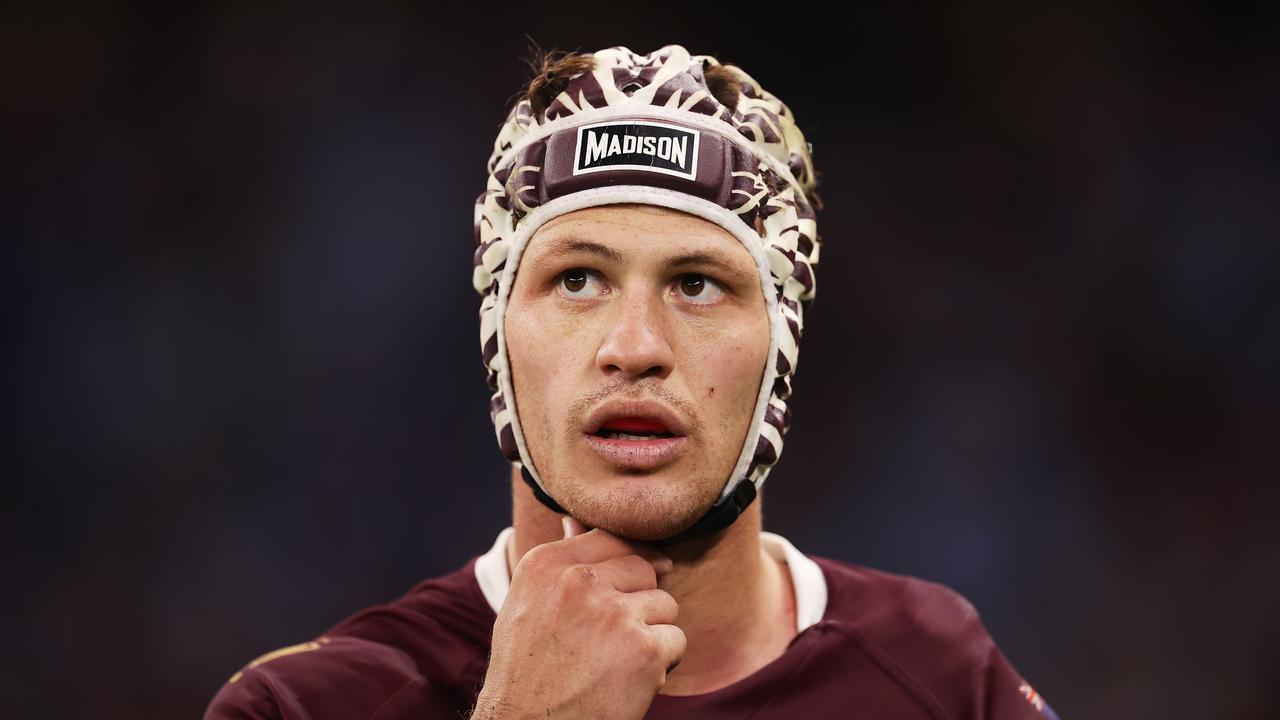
[526,380,733,542]
[553,463,724,541]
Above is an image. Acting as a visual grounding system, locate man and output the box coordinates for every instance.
[205,44,1060,719]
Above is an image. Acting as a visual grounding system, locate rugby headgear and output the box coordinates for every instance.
[472,44,822,545]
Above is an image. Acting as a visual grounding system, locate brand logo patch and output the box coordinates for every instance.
[573,120,700,180]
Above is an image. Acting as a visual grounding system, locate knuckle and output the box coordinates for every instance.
[627,554,657,578]
[602,596,628,628]
[606,593,627,614]
[631,628,660,660]
[601,599,627,627]
[561,563,597,591]
[658,593,678,620]
[519,544,554,572]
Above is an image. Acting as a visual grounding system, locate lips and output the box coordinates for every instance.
[594,416,673,440]
[586,401,688,439]
[583,401,689,470]
[584,433,686,470]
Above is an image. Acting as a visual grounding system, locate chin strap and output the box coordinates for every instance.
[519,465,568,514]
[519,465,758,547]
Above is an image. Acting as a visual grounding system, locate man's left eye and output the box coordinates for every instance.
[676,274,724,303]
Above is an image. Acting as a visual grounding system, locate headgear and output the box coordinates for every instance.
[473,44,822,544]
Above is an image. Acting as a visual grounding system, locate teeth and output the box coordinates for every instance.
[601,431,670,441]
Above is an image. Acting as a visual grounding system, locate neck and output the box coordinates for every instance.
[506,467,797,696]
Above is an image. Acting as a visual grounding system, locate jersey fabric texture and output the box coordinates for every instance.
[204,529,1060,720]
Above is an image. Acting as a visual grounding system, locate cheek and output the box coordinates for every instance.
[680,315,770,412]
[505,303,590,420]
[504,307,549,414]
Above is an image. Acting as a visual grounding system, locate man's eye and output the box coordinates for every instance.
[677,274,725,304]
[558,268,605,298]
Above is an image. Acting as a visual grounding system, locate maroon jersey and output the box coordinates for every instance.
[204,530,1059,719]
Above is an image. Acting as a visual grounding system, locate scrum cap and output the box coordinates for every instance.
[472,44,822,544]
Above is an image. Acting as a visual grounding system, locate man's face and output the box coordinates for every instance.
[505,203,770,541]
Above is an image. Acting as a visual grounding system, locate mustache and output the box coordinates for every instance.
[567,378,704,436]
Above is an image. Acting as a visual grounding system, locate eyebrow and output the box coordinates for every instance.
[537,237,756,285]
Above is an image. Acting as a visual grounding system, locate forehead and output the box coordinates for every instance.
[524,203,756,272]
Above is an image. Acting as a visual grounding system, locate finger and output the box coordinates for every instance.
[648,624,686,674]
[621,588,679,626]
[628,544,675,576]
[560,527,672,569]
[591,555,661,593]
[562,515,586,539]
[606,549,673,581]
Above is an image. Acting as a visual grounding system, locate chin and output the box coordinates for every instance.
[555,473,720,542]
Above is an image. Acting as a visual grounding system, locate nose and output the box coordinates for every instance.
[595,289,674,380]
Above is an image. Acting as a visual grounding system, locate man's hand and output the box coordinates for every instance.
[471,516,684,720]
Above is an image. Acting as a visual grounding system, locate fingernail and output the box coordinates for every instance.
[562,516,572,539]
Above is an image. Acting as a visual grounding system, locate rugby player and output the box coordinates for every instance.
[204,44,1060,719]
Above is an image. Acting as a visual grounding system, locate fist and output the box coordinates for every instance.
[472,516,685,720]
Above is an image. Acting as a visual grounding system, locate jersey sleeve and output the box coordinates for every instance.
[981,641,1062,720]
[203,668,283,720]
[938,587,1062,720]
[201,635,434,720]
[890,577,1062,720]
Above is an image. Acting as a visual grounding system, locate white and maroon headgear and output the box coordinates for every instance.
[472,44,822,544]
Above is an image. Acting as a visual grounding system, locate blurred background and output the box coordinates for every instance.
[3,3,1277,718]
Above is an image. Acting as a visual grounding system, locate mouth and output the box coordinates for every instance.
[583,415,688,470]
[591,417,678,441]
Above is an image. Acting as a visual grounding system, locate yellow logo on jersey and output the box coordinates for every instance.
[228,636,332,683]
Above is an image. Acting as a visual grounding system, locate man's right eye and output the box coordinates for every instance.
[558,268,606,298]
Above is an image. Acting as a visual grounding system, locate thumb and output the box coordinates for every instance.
[561,515,587,539]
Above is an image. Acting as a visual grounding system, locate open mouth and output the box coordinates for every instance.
[591,417,677,441]
[585,415,686,470]
[594,430,675,440]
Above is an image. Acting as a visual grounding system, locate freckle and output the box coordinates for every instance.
[708,387,715,397]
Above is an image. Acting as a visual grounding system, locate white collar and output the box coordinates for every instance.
[474,526,828,633]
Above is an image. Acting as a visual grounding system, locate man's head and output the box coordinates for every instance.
[504,203,770,540]
[473,44,822,543]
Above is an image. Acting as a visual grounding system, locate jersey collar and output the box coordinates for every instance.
[473,526,828,633]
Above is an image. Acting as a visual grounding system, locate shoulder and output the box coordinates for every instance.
[204,558,496,720]
[809,555,1060,719]
[811,556,989,680]
[204,635,428,720]
[815,556,983,645]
